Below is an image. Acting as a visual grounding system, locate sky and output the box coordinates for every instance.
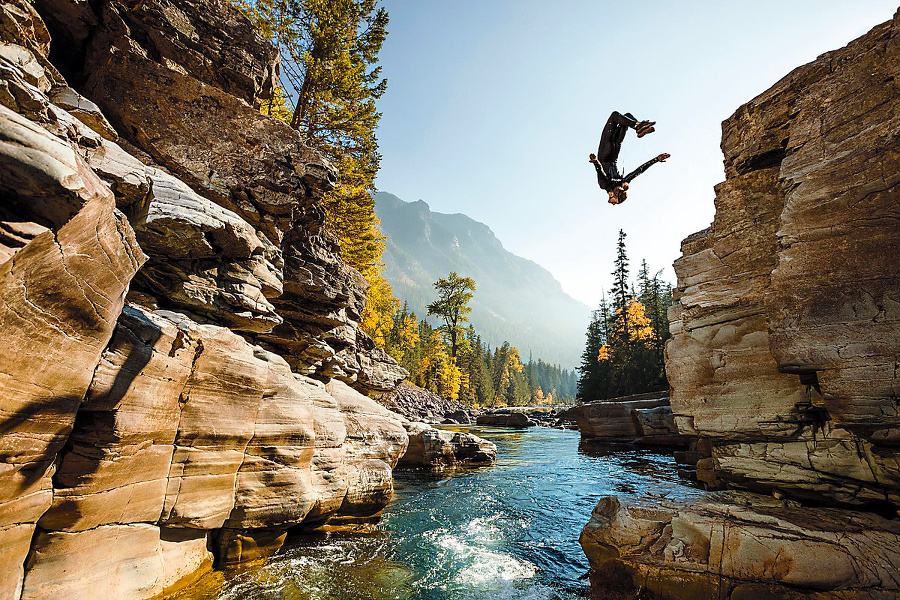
[372,0,898,308]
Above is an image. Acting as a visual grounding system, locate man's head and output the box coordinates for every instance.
[607,183,629,204]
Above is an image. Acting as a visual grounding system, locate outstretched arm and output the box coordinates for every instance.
[589,153,613,190]
[623,153,670,183]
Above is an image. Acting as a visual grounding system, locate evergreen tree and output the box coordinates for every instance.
[577,233,675,400]
[577,305,608,402]
[610,229,631,351]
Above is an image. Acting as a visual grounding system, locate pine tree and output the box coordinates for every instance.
[610,229,631,347]
[577,305,609,402]
[577,233,679,400]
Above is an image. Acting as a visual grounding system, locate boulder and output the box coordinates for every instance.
[575,396,689,446]
[476,411,533,429]
[399,422,497,468]
[576,398,667,440]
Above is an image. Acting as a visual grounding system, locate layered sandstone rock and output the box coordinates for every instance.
[16,305,410,598]
[666,9,900,506]
[399,422,498,468]
[581,492,900,600]
[33,0,406,392]
[0,1,416,599]
[576,395,688,446]
[0,8,147,591]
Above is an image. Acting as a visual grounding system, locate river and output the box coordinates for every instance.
[174,426,704,600]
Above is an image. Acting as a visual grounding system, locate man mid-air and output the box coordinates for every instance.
[589,111,670,205]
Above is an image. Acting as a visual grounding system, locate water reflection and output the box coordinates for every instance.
[172,427,704,600]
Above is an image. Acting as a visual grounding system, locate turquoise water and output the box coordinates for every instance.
[184,426,702,600]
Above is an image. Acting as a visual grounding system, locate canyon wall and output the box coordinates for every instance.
[666,7,899,508]
[0,1,423,599]
[582,9,900,599]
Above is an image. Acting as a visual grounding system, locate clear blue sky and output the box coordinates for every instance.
[373,1,897,308]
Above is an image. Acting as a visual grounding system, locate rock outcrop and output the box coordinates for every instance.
[0,1,417,599]
[33,0,406,392]
[575,393,688,446]
[665,8,900,508]
[581,10,900,599]
[581,492,900,600]
[399,422,498,468]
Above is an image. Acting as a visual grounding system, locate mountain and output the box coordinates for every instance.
[374,192,591,369]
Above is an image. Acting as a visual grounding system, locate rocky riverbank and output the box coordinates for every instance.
[376,382,478,424]
[0,2,493,599]
[580,9,900,599]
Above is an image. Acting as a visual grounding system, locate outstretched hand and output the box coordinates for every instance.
[589,153,597,163]
[657,153,671,162]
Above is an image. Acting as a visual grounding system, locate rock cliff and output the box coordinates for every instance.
[582,9,900,599]
[0,2,491,599]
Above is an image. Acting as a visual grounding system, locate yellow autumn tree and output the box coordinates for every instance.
[598,344,611,361]
[626,299,655,343]
[359,264,399,348]
[261,84,293,122]
[388,311,419,362]
[419,330,461,401]
[507,347,524,373]
[599,299,656,362]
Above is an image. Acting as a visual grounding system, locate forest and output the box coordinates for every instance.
[576,230,673,402]
[383,272,577,407]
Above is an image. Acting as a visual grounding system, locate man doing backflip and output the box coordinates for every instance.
[590,111,670,204]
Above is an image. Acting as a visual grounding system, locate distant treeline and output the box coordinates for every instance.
[385,304,577,406]
[577,230,673,402]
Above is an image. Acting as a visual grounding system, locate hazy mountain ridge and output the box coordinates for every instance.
[375,192,591,368]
